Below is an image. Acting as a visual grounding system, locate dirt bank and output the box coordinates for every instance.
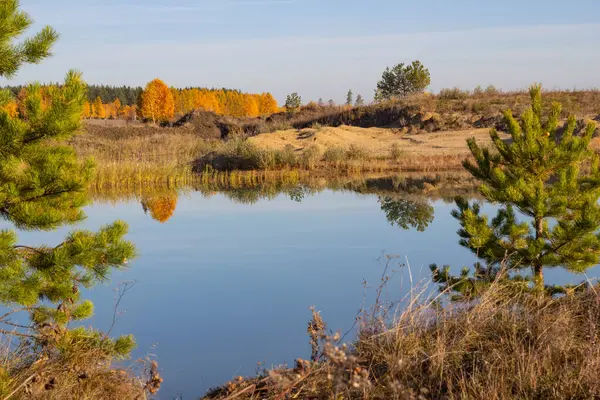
[248,125,505,157]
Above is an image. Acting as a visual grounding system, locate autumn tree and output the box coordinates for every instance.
[140,78,175,123]
[113,97,121,113]
[82,100,92,118]
[0,2,139,395]
[259,92,279,115]
[93,95,105,119]
[432,85,600,297]
[375,60,430,101]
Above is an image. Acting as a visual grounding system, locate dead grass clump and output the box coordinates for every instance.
[205,283,600,400]
[1,335,159,399]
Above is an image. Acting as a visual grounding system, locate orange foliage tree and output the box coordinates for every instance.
[168,87,278,118]
[141,195,178,223]
[259,92,279,115]
[82,101,92,118]
[140,79,175,123]
[93,96,105,119]
[113,98,121,114]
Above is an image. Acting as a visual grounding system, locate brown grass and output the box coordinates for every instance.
[204,281,600,400]
[0,337,159,399]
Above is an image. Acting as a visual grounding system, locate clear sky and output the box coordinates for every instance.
[6,0,600,103]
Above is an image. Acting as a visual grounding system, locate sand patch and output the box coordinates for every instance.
[248,125,504,156]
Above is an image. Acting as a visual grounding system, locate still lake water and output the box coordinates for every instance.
[9,189,599,398]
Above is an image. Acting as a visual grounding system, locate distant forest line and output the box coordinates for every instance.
[1,84,258,106]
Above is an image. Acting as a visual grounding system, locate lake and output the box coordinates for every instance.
[7,186,599,398]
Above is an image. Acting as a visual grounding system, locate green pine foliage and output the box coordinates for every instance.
[346,89,353,106]
[285,92,302,111]
[432,85,600,297]
[375,60,430,101]
[0,0,59,78]
[355,94,364,106]
[0,1,135,357]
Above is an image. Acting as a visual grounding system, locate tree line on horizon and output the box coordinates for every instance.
[1,81,281,122]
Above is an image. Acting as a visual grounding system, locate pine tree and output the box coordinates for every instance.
[355,94,364,106]
[0,1,135,360]
[431,85,600,297]
[375,60,430,101]
[285,92,302,112]
[346,89,353,106]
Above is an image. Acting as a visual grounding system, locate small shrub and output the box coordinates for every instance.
[257,149,278,169]
[390,143,402,161]
[277,144,298,167]
[346,144,369,160]
[484,84,500,96]
[323,146,346,163]
[439,87,470,100]
[303,101,320,112]
[301,144,322,170]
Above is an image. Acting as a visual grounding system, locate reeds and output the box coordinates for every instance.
[205,278,600,400]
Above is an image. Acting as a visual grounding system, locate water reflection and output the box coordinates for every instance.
[135,185,438,234]
[378,196,434,232]
[141,194,178,223]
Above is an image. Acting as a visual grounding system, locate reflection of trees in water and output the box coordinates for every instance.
[220,186,314,205]
[141,195,178,223]
[378,196,434,232]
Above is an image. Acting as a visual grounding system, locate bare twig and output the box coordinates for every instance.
[2,373,37,400]
[108,280,136,336]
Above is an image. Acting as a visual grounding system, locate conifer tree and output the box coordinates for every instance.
[431,85,600,296]
[285,92,301,112]
[375,60,430,101]
[355,94,364,106]
[0,1,135,358]
[346,89,353,106]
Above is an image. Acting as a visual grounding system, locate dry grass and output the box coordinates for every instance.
[0,337,160,399]
[195,129,477,175]
[205,280,600,400]
[71,124,216,189]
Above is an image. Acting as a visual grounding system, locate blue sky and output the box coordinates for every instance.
[6,0,600,102]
